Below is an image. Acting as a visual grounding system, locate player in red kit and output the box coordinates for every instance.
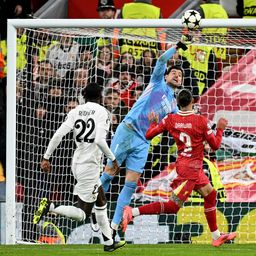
[121,89,236,247]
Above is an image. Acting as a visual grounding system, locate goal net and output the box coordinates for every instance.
[6,19,256,245]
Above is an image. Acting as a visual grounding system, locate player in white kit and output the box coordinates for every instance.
[33,83,126,251]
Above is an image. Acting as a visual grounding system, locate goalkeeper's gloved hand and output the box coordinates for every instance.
[176,34,194,51]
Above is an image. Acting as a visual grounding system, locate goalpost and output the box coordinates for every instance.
[6,18,256,245]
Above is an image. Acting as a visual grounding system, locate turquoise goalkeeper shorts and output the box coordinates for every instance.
[107,121,150,174]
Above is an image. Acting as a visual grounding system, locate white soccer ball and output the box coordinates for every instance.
[181,10,201,30]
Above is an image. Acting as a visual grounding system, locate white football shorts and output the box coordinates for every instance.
[71,162,102,203]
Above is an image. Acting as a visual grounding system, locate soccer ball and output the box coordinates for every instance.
[181,10,201,30]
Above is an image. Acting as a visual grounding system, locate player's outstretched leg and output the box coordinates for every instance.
[90,208,100,232]
[121,206,133,232]
[226,232,237,241]
[212,232,236,247]
[104,240,126,252]
[111,181,137,231]
[33,198,50,224]
[212,233,229,247]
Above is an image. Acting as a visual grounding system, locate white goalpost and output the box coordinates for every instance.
[6,18,256,245]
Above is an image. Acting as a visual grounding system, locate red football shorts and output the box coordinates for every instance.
[171,167,210,202]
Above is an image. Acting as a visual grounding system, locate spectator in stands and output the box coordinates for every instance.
[111,112,119,129]
[120,0,161,20]
[17,28,29,75]
[237,0,256,18]
[0,0,32,40]
[96,0,120,60]
[136,49,156,87]
[197,0,228,61]
[36,60,54,84]
[47,85,65,131]
[32,29,58,62]
[114,52,136,82]
[103,87,128,135]
[111,106,128,133]
[1,6,32,81]
[34,102,48,121]
[64,97,79,114]
[76,43,106,86]
[46,35,80,79]
[104,88,124,112]
[78,45,94,69]
[72,68,89,89]
[119,52,136,69]
[0,27,29,78]
[97,0,116,19]
[198,0,229,18]
[169,50,199,101]
[219,0,239,17]
[112,64,138,108]
[30,31,57,91]
[67,67,89,104]
[97,45,113,78]
[119,0,165,60]
[131,85,144,102]
[179,31,218,95]
[74,37,112,86]
[12,0,32,18]
[116,64,136,89]
[34,60,54,100]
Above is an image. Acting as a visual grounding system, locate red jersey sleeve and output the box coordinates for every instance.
[145,115,169,140]
[203,117,224,151]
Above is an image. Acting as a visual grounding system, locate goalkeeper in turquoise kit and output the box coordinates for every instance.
[100,35,192,234]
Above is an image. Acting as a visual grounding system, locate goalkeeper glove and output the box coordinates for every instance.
[176,34,194,51]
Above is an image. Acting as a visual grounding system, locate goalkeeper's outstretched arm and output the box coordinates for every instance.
[151,35,192,83]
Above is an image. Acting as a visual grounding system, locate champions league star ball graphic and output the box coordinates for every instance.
[181,10,202,30]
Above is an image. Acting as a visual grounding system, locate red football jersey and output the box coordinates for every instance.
[146,110,223,173]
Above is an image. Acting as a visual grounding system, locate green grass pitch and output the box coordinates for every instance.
[1,244,256,256]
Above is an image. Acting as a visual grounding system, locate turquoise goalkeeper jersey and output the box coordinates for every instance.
[124,46,179,141]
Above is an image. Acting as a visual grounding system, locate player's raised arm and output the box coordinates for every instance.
[151,34,193,83]
[145,113,168,140]
[205,117,228,151]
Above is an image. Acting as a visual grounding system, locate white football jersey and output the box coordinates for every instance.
[65,102,111,165]
[44,102,114,166]
[46,41,79,78]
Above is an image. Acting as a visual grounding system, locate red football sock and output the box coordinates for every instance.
[138,200,180,215]
[204,189,218,232]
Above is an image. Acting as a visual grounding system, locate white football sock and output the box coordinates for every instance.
[212,229,221,240]
[132,208,140,217]
[51,205,86,221]
[95,205,113,246]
